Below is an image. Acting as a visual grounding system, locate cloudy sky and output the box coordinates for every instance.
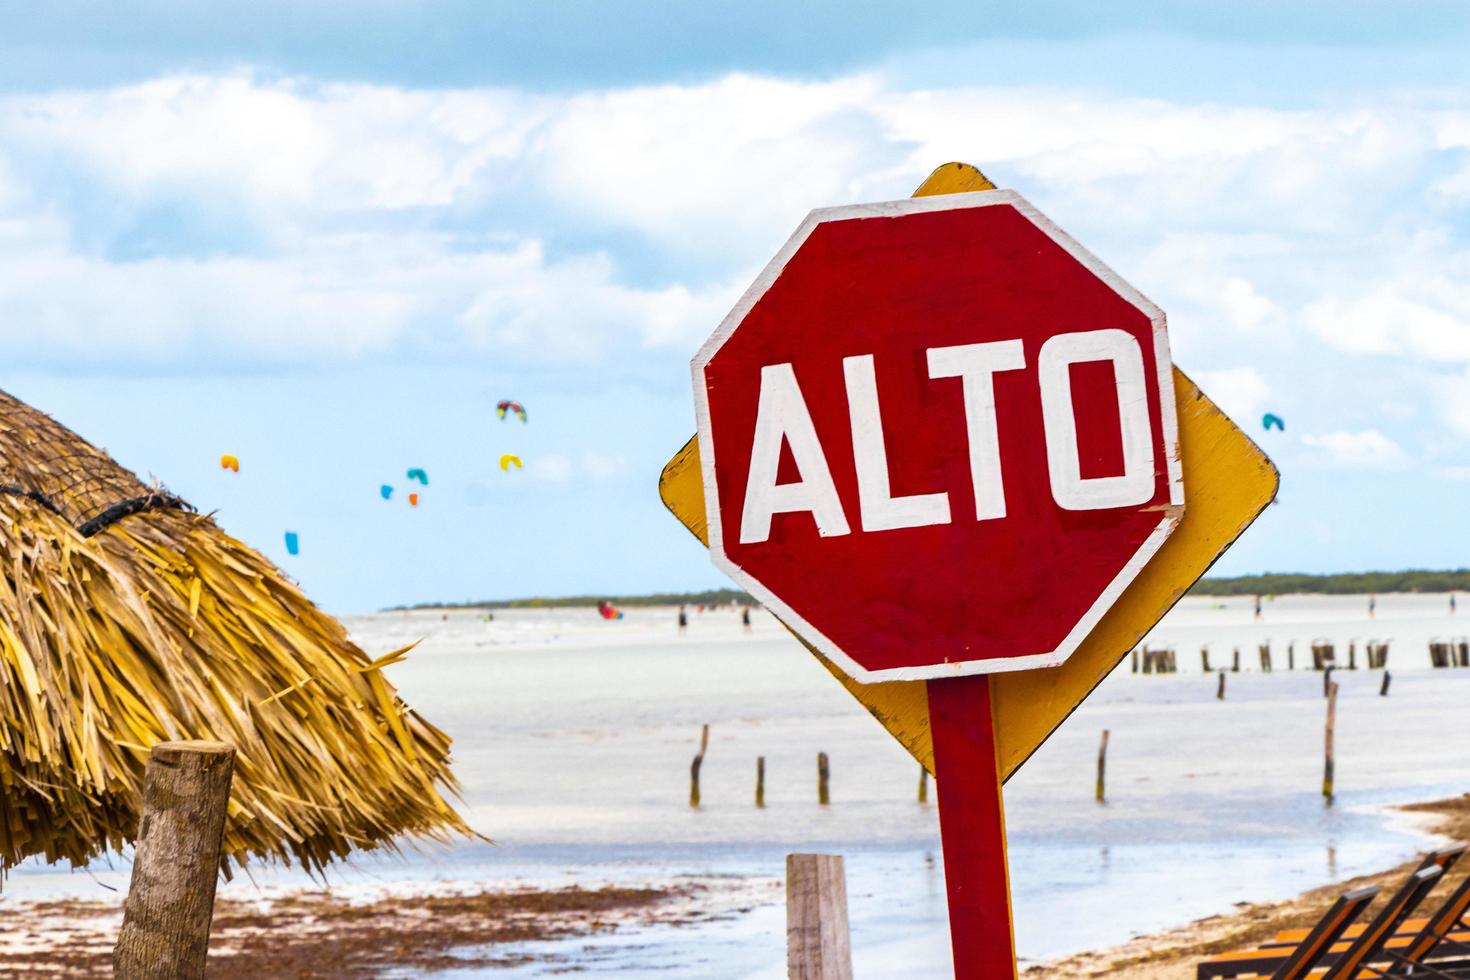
[5,4,1470,611]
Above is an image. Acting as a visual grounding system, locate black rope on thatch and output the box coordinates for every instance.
[1,482,193,537]
[76,492,194,538]
[0,484,67,519]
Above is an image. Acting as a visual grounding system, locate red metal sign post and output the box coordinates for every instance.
[929,675,1016,977]
[691,188,1183,978]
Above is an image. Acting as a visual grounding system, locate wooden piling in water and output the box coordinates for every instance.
[1347,642,1357,670]
[817,752,831,806]
[1380,671,1391,697]
[1217,671,1226,700]
[113,741,236,980]
[1288,641,1295,671]
[1231,648,1240,673]
[1095,730,1109,803]
[1200,647,1212,673]
[786,854,853,980]
[1323,681,1338,803]
[1323,665,1334,698]
[917,765,928,805]
[756,756,766,808]
[690,724,709,807]
[1259,642,1272,673]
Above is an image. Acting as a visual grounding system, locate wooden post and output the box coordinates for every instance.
[1217,670,1226,700]
[1231,648,1240,673]
[786,853,853,980]
[756,755,766,808]
[1131,648,1139,673]
[1288,641,1295,671]
[1323,681,1338,802]
[1095,730,1109,803]
[1323,665,1334,698]
[114,741,236,980]
[1200,647,1211,673]
[918,765,929,805]
[817,752,831,806]
[690,724,709,807]
[1380,671,1391,697]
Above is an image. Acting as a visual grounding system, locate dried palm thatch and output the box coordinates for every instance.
[0,389,475,872]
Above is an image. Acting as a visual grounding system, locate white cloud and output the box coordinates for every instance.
[1442,366,1470,435]
[1434,465,1470,482]
[1300,429,1411,469]
[1303,285,1470,364]
[1,65,1470,448]
[1193,367,1271,427]
[527,454,573,482]
[580,452,629,480]
[525,452,630,483]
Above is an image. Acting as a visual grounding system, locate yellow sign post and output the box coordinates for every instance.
[658,161,1279,782]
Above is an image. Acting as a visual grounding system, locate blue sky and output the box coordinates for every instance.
[5,5,1470,611]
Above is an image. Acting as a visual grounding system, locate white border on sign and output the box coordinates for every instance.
[690,189,1184,683]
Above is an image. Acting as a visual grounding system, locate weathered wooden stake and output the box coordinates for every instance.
[756,755,766,808]
[114,740,236,980]
[1095,729,1109,803]
[786,853,853,980]
[917,765,929,805]
[1217,670,1226,700]
[1200,647,1212,673]
[817,752,831,806]
[1380,671,1391,697]
[1323,665,1334,698]
[1231,648,1240,673]
[690,724,709,807]
[1288,641,1295,671]
[1323,681,1338,803]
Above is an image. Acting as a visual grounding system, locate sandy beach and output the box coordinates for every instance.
[3,593,1467,976]
[1033,795,1470,978]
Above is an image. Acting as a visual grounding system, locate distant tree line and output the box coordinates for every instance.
[390,570,1470,611]
[390,588,753,611]
[1189,569,1470,596]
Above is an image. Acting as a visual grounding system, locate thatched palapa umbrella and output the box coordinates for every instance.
[0,389,472,872]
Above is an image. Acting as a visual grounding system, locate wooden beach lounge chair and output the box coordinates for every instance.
[1264,848,1469,951]
[1319,865,1443,978]
[1196,886,1379,979]
[1380,871,1470,975]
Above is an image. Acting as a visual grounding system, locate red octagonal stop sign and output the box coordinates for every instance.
[693,191,1183,682]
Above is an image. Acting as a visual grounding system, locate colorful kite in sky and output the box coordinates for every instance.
[496,400,528,423]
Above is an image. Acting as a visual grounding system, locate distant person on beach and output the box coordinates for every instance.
[1453,593,1458,614]
[742,606,752,633]
[677,605,688,634]
[1254,595,1262,621]
[1368,595,1376,619]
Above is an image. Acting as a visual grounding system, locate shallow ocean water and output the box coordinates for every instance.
[10,593,1469,976]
